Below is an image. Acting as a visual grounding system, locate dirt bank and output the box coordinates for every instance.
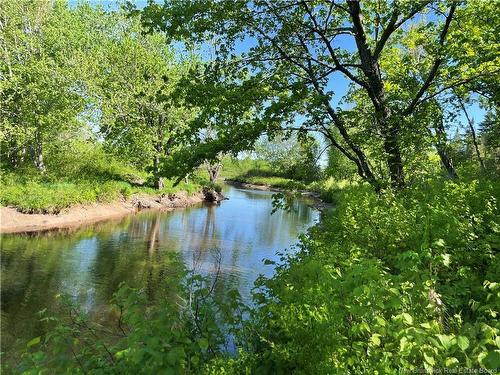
[224,179,287,192]
[0,191,206,234]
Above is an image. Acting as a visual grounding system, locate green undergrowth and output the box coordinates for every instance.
[8,177,499,374]
[224,178,500,373]
[0,173,202,214]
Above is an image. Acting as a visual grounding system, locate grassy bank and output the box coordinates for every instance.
[0,146,203,214]
[220,157,357,203]
[0,174,201,214]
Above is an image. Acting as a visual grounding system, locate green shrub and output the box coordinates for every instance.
[235,178,500,373]
[12,257,245,375]
[45,141,145,183]
[204,181,223,193]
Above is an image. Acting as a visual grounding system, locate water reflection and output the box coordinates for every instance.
[1,185,319,357]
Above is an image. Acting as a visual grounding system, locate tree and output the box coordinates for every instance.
[88,11,195,189]
[136,0,498,190]
[255,134,321,182]
[0,1,91,172]
[479,110,500,173]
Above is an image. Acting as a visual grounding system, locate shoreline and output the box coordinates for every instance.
[225,179,333,211]
[0,191,205,234]
[0,181,330,235]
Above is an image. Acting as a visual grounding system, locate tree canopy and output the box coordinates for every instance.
[136,0,499,189]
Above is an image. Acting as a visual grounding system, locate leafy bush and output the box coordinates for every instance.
[45,140,145,183]
[234,179,500,373]
[203,181,223,193]
[11,255,245,375]
[308,177,362,203]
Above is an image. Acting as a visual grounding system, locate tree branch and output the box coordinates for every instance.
[373,1,433,60]
[403,3,457,116]
[299,0,369,90]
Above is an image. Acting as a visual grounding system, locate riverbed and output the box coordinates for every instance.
[0,185,319,358]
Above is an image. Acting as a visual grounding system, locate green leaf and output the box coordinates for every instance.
[457,336,469,351]
[441,253,451,267]
[423,352,435,366]
[198,338,209,351]
[116,349,130,359]
[375,316,386,327]
[370,334,381,347]
[445,357,459,367]
[402,313,413,325]
[27,336,41,348]
[483,351,500,368]
[437,334,454,350]
[433,239,446,247]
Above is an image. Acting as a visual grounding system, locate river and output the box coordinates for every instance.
[0,185,319,359]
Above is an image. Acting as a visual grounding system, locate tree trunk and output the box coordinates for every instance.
[153,154,164,190]
[348,0,405,188]
[206,158,222,183]
[147,214,160,258]
[152,118,166,190]
[32,131,46,173]
[437,148,458,180]
[7,141,21,169]
[459,99,485,171]
[433,119,458,179]
[382,124,405,188]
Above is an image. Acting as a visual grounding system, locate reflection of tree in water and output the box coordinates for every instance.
[1,228,115,357]
[190,204,218,271]
[142,213,183,301]
[88,212,182,303]
[1,186,319,362]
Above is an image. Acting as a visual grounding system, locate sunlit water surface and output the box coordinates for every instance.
[1,185,319,356]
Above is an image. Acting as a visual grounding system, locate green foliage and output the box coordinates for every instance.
[0,175,129,214]
[308,177,362,204]
[254,135,322,183]
[235,178,500,373]
[324,147,358,182]
[0,1,98,171]
[136,0,500,189]
[12,255,245,375]
[1,1,499,374]
[220,157,275,180]
[221,157,308,190]
[203,181,222,194]
[8,177,499,374]
[0,143,201,213]
[0,173,202,214]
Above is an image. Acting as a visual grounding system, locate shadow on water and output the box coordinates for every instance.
[0,185,319,358]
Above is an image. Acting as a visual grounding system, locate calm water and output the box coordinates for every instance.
[1,185,319,355]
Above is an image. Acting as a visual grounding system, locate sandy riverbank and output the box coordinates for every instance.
[0,191,205,234]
